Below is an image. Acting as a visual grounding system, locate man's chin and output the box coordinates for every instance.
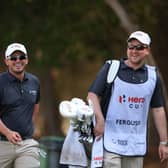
[131,59,141,64]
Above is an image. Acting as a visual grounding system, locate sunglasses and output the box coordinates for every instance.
[8,55,27,61]
[127,44,148,51]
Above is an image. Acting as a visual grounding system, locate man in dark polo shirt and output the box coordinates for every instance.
[0,43,40,168]
[87,31,168,168]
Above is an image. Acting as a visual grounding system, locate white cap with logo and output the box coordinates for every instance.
[5,43,27,58]
[127,31,151,46]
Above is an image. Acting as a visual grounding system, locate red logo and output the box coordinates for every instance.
[119,95,145,103]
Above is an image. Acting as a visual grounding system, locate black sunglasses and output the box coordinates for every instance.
[127,44,148,51]
[8,55,27,61]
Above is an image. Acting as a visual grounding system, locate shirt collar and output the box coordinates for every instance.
[7,71,29,82]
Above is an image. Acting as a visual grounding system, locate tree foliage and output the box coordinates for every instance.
[1,0,168,68]
[0,0,167,67]
[0,0,124,68]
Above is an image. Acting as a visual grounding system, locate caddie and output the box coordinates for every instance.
[87,31,168,168]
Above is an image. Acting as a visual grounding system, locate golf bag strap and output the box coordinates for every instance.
[107,60,120,83]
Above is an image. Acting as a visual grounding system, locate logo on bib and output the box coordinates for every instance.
[119,94,145,109]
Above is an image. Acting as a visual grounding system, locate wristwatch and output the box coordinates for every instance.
[160,141,168,146]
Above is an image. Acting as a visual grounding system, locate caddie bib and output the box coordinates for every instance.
[104,66,156,156]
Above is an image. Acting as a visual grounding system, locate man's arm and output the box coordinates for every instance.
[0,119,11,137]
[87,92,104,139]
[152,107,168,162]
[152,107,168,141]
[33,103,40,122]
[0,119,22,144]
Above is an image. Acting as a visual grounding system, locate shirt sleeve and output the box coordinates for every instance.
[150,73,165,108]
[88,62,110,97]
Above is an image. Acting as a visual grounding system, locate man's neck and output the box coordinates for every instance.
[9,70,25,81]
[125,60,144,70]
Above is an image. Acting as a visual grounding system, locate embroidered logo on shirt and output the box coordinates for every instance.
[29,90,37,95]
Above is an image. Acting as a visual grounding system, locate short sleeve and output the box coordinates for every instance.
[88,62,110,97]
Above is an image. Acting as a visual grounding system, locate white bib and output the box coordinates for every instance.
[104,66,156,156]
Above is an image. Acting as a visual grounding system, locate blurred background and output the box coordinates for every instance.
[1,0,168,167]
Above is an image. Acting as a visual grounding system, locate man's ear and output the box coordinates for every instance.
[4,59,8,66]
[145,47,150,56]
[25,59,29,65]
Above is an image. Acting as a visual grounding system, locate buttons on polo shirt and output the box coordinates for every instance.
[132,76,135,80]
[132,75,144,83]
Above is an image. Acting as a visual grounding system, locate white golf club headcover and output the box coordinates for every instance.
[59,100,77,119]
[59,98,94,120]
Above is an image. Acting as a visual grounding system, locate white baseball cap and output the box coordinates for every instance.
[127,31,151,46]
[5,43,27,58]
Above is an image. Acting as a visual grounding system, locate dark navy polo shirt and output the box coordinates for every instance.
[89,58,165,116]
[0,71,40,138]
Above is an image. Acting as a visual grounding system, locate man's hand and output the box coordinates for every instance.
[94,118,105,140]
[159,144,168,162]
[6,131,22,145]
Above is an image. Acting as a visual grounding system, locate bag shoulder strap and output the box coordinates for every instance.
[106,59,120,83]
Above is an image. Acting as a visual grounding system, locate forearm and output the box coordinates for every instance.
[87,92,104,122]
[87,92,105,138]
[152,107,168,141]
[0,119,11,136]
[33,103,40,122]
